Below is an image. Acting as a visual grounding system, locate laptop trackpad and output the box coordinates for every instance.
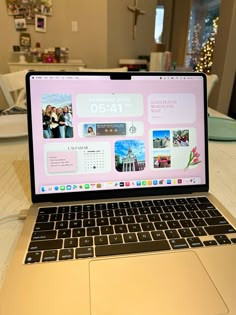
[89,251,227,315]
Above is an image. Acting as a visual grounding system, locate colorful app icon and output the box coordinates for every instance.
[125,182,130,187]
[136,181,141,186]
[147,180,152,186]
[66,185,72,190]
[60,185,65,191]
[159,180,164,185]
[96,183,102,188]
[153,180,158,185]
[142,180,147,186]
[73,184,78,190]
[84,184,90,189]
[54,186,59,191]
[167,179,172,185]
[178,179,183,184]
[119,182,124,187]
[41,186,46,192]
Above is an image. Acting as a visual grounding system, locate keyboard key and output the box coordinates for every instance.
[203,240,217,246]
[107,202,119,209]
[127,208,139,215]
[103,210,114,218]
[32,230,56,240]
[205,217,229,226]
[187,237,203,248]
[28,239,63,251]
[137,232,151,241]
[191,227,207,236]
[95,235,108,245]
[170,239,189,250]
[167,221,181,229]
[176,198,188,205]
[123,233,138,243]
[123,216,135,224]
[192,219,206,227]
[83,204,94,211]
[38,207,57,215]
[185,211,198,219]
[90,211,101,218]
[151,231,166,240]
[174,205,186,212]
[128,223,141,232]
[139,207,151,215]
[196,210,210,218]
[80,237,93,247]
[97,218,109,226]
[95,203,106,210]
[162,206,175,213]
[58,229,71,238]
[119,201,130,208]
[25,251,41,264]
[150,206,163,214]
[42,250,58,262]
[87,227,100,236]
[55,221,68,229]
[34,222,54,231]
[64,238,78,248]
[50,214,63,221]
[160,213,173,221]
[109,234,123,244]
[154,222,168,230]
[153,200,165,206]
[142,200,153,207]
[95,240,171,256]
[109,215,121,225]
[172,212,185,220]
[165,230,180,239]
[64,213,75,220]
[77,212,88,219]
[114,225,128,233]
[164,199,176,206]
[58,206,70,213]
[69,220,82,228]
[197,203,215,210]
[180,220,194,228]
[115,209,126,216]
[141,222,154,231]
[72,228,85,237]
[136,215,148,223]
[71,205,82,212]
[130,201,142,207]
[148,214,161,222]
[36,214,49,222]
[214,235,231,245]
[178,228,193,238]
[205,225,235,235]
[101,225,114,235]
[59,249,74,260]
[185,204,198,211]
[208,209,221,217]
[83,219,96,227]
[75,247,94,258]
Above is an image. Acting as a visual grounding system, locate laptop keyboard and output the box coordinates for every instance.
[25,197,236,264]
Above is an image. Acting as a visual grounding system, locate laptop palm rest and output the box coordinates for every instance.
[89,251,227,315]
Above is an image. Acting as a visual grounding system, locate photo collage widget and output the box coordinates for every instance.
[152,129,190,169]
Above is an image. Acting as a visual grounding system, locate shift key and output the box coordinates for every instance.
[28,239,63,251]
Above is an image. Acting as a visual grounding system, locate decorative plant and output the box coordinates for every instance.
[185,146,202,170]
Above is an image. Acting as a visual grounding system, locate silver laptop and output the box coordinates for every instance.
[1,71,236,315]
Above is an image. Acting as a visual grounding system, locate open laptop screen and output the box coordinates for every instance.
[26,72,208,202]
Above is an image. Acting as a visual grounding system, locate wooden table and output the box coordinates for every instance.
[0,108,235,288]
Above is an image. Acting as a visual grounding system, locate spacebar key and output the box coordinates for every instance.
[96,240,170,257]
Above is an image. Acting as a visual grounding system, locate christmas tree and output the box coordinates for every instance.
[195,17,219,74]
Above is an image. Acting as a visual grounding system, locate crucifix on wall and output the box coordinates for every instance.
[127,0,146,40]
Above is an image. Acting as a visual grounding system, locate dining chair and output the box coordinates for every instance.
[78,66,128,72]
[0,70,28,111]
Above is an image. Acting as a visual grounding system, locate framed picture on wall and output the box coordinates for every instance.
[35,14,46,32]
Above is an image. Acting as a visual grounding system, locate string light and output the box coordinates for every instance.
[195,17,219,74]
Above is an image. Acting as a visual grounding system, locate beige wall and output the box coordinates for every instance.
[0,0,156,73]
